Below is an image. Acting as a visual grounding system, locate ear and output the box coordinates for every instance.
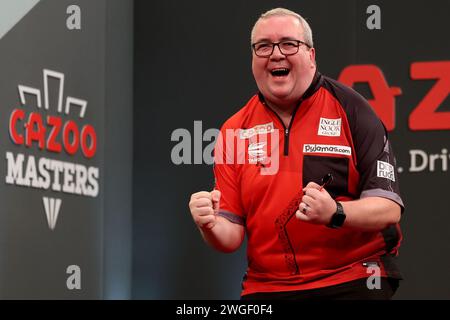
[309,47,316,67]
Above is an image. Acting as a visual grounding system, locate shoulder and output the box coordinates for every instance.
[321,76,373,112]
[320,75,384,132]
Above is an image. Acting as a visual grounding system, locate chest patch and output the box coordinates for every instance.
[239,122,274,139]
[318,117,341,137]
[303,144,351,156]
[248,142,266,164]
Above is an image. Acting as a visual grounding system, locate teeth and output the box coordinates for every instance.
[271,68,290,76]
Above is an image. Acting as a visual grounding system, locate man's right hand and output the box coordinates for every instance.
[189,190,221,230]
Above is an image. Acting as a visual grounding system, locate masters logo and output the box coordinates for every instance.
[5,69,99,230]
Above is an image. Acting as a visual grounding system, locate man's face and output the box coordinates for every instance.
[251,15,316,107]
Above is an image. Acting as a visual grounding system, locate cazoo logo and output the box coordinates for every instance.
[5,69,99,230]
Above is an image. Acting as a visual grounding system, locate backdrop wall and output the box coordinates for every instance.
[133,0,450,299]
[0,0,132,299]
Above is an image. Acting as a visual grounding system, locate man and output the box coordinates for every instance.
[189,8,404,299]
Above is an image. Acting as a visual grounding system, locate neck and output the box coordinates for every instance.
[266,100,295,117]
[265,100,295,128]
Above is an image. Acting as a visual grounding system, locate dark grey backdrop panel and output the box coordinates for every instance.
[103,0,133,300]
[0,0,105,298]
[134,0,450,299]
[0,0,133,299]
[353,0,450,299]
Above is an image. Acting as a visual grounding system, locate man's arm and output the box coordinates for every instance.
[339,196,400,230]
[296,182,401,231]
[198,215,245,253]
[189,190,245,253]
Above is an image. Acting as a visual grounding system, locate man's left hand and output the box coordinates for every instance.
[295,182,337,225]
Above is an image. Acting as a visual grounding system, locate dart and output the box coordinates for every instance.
[319,173,333,191]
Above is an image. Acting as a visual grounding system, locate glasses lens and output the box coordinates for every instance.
[279,41,299,55]
[254,43,273,56]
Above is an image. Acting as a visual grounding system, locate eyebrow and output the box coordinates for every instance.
[253,36,300,43]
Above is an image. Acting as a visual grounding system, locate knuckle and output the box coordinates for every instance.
[191,192,202,199]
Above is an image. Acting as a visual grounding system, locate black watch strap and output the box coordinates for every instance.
[327,201,346,229]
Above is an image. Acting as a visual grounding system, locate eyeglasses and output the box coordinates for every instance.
[252,40,311,57]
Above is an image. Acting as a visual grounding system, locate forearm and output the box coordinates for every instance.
[340,197,401,231]
[199,215,245,253]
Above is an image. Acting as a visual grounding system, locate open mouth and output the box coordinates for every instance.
[270,68,290,77]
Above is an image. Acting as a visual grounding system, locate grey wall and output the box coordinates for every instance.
[133,0,450,299]
[103,0,133,300]
[0,0,133,299]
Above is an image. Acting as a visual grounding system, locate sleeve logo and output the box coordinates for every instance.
[377,160,395,181]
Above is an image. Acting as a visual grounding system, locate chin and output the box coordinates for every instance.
[269,90,292,100]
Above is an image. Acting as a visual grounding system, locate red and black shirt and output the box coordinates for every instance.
[214,71,404,296]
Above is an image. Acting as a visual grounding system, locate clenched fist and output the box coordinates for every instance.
[295,182,336,225]
[189,190,221,229]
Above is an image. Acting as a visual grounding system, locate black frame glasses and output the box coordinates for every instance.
[252,40,311,57]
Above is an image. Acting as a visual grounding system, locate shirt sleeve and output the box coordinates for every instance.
[213,127,246,225]
[351,99,405,211]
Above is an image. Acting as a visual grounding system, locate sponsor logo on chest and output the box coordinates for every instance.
[318,117,341,137]
[239,122,274,139]
[303,144,352,156]
[248,142,267,164]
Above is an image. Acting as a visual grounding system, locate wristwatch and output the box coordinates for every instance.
[327,201,346,229]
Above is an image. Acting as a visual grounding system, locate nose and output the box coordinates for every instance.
[270,43,285,60]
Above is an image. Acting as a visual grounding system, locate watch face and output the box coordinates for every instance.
[333,212,346,227]
[329,202,346,228]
